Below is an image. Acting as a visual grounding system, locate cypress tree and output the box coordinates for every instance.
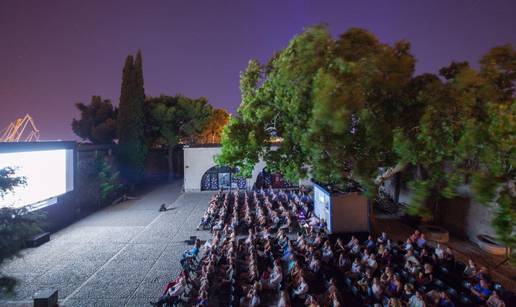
[117,52,147,185]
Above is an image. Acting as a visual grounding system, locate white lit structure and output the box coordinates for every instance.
[0,142,74,209]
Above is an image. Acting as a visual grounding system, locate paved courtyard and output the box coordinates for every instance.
[0,181,212,306]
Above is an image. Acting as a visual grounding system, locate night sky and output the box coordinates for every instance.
[1,0,515,140]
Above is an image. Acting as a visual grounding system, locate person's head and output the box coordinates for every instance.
[365,269,373,278]
[195,239,201,248]
[424,263,432,271]
[404,283,414,293]
[468,259,475,266]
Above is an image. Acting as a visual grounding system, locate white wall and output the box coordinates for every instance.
[183,147,221,192]
[183,146,271,192]
[183,145,312,192]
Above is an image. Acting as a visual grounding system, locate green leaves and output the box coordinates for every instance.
[71,96,117,144]
[220,26,515,252]
[97,160,123,200]
[117,52,147,184]
[146,95,214,147]
[0,167,26,199]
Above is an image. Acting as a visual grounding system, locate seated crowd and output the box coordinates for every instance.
[152,188,511,307]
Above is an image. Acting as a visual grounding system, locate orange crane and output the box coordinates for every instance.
[0,114,40,142]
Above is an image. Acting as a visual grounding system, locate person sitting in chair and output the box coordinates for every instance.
[151,276,186,306]
[180,239,201,269]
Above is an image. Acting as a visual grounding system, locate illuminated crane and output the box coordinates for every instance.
[0,114,40,142]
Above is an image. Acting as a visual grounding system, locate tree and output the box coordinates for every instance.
[145,95,213,178]
[218,26,334,180]
[116,51,147,185]
[218,26,515,252]
[71,96,117,144]
[0,168,42,294]
[218,26,416,192]
[97,159,123,200]
[390,46,515,251]
[195,108,230,143]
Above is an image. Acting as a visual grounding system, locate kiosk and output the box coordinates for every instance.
[313,182,371,234]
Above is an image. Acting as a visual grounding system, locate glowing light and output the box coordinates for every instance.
[0,149,72,208]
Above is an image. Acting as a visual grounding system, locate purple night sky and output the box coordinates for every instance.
[1,0,515,140]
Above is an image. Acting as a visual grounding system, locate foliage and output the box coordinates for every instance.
[0,167,26,199]
[97,160,123,200]
[195,108,230,144]
[71,96,117,144]
[145,95,214,147]
[116,51,148,185]
[145,94,214,178]
[0,168,43,295]
[218,25,515,251]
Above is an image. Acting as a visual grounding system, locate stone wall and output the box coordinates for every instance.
[382,179,497,244]
[435,194,497,242]
[41,144,118,232]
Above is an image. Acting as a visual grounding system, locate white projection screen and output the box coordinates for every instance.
[0,145,74,209]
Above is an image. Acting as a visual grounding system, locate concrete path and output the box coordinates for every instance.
[0,181,212,306]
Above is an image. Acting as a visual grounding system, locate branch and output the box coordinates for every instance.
[374,162,408,185]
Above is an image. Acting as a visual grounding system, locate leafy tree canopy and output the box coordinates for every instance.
[218,25,515,249]
[195,108,230,144]
[145,95,214,147]
[71,96,117,144]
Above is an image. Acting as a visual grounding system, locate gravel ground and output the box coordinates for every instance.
[0,181,212,306]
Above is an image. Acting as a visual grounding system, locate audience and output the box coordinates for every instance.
[152,187,511,307]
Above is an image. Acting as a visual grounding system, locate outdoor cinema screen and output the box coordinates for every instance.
[0,147,74,209]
